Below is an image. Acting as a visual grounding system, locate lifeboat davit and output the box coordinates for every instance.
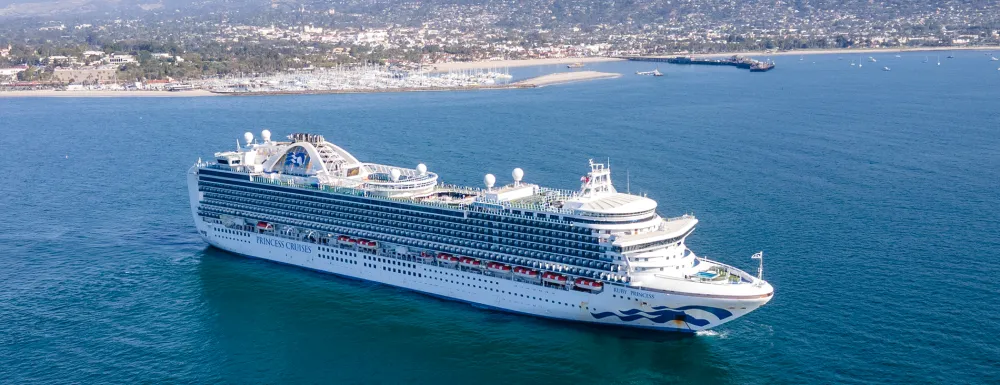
[542,272,569,285]
[437,253,459,265]
[574,277,604,291]
[417,252,434,261]
[487,262,512,274]
[513,266,539,279]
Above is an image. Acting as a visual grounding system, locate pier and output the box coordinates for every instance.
[622,55,775,72]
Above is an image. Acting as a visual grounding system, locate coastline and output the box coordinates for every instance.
[5,45,991,98]
[0,89,218,98]
[429,57,622,72]
[0,70,621,98]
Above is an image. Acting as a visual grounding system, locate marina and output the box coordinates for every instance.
[201,66,521,95]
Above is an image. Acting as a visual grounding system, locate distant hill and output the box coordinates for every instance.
[2,0,997,28]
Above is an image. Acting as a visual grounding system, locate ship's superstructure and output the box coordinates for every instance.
[188,131,774,332]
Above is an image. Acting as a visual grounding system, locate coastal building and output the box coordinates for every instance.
[105,54,136,65]
[0,65,28,81]
[144,79,172,89]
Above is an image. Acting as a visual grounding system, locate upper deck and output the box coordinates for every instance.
[213,131,666,228]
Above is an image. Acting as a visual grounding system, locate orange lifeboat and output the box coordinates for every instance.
[437,253,459,265]
[358,239,377,248]
[459,256,482,269]
[513,266,539,279]
[417,252,434,262]
[542,272,569,285]
[574,277,604,291]
[256,221,274,231]
[487,262,512,274]
[337,235,351,242]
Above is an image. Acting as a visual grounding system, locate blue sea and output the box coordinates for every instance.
[2,51,999,384]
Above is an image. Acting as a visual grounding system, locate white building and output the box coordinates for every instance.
[106,54,137,65]
[0,65,28,81]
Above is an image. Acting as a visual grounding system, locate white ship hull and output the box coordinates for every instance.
[188,171,768,333]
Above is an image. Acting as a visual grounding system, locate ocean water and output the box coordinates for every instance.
[1,51,999,384]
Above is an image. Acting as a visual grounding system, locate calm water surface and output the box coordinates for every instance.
[1,51,999,384]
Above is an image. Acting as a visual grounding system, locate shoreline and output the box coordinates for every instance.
[211,84,535,96]
[0,89,218,98]
[0,70,623,98]
[429,57,622,72]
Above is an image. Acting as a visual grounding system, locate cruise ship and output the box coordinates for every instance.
[188,131,774,332]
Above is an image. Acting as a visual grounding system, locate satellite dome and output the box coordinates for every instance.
[261,129,272,142]
[243,132,254,145]
[484,174,496,189]
[417,163,427,175]
[512,168,524,185]
[390,168,401,182]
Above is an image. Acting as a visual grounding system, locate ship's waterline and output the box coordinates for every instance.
[189,131,773,332]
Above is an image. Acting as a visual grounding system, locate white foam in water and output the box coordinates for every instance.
[696,330,728,339]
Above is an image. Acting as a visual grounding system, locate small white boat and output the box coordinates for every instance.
[869,56,877,62]
[991,57,999,61]
[882,66,891,71]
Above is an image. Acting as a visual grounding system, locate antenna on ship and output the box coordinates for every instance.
[626,168,631,194]
[752,251,764,286]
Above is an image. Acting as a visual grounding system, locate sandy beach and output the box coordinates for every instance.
[0,89,218,98]
[514,71,621,87]
[430,57,622,72]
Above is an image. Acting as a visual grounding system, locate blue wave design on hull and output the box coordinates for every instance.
[592,305,732,327]
[651,305,733,320]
